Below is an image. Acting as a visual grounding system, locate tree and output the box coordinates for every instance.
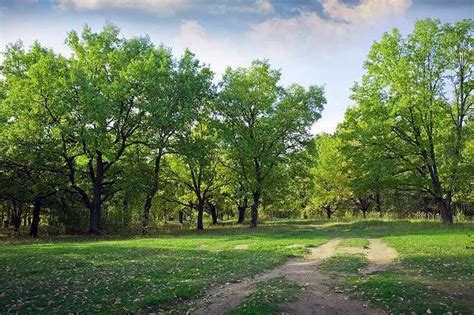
[139,49,213,234]
[350,19,473,223]
[0,42,69,236]
[338,106,401,217]
[0,25,162,234]
[217,60,325,227]
[310,134,350,219]
[167,122,224,230]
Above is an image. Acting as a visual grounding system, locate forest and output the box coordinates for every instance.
[0,18,472,237]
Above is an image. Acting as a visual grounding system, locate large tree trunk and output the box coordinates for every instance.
[208,201,218,225]
[89,152,104,235]
[30,198,42,237]
[250,191,260,228]
[436,197,453,224]
[429,165,453,224]
[196,199,204,230]
[142,150,163,234]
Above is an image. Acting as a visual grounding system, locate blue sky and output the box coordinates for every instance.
[1,0,472,133]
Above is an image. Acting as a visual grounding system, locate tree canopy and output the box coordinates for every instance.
[0,19,472,236]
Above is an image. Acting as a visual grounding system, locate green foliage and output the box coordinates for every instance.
[309,134,350,218]
[0,19,472,235]
[217,60,325,226]
[342,19,474,223]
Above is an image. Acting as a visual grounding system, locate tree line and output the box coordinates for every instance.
[0,24,324,236]
[0,19,472,236]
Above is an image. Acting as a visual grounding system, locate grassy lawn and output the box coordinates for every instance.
[0,219,473,313]
[336,222,474,314]
[0,226,326,313]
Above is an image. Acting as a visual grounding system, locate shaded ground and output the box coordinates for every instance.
[190,238,398,314]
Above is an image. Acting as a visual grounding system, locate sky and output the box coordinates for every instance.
[0,0,472,134]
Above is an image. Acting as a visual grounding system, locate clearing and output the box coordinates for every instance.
[0,220,473,314]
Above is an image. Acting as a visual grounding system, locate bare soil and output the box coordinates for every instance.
[189,238,398,314]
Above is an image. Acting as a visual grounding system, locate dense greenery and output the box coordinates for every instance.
[0,19,472,236]
[312,19,473,223]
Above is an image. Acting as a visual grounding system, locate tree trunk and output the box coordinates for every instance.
[12,200,20,232]
[178,210,184,224]
[325,205,332,219]
[196,200,204,230]
[89,151,104,235]
[429,166,453,224]
[237,206,246,224]
[358,197,370,219]
[422,196,431,219]
[375,192,382,216]
[208,201,218,225]
[436,197,453,224]
[250,191,260,228]
[142,151,163,234]
[237,197,247,224]
[30,198,42,237]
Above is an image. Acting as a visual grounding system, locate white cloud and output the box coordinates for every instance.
[249,11,346,51]
[205,0,274,15]
[322,0,411,24]
[256,0,274,14]
[174,20,256,76]
[54,0,274,15]
[55,0,190,14]
[248,0,411,56]
[178,20,206,46]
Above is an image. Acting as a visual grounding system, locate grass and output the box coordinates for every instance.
[345,273,472,314]
[339,223,474,314]
[226,277,300,315]
[338,237,369,248]
[320,253,369,273]
[0,219,473,313]
[0,227,326,313]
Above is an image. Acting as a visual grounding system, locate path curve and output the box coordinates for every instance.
[189,238,398,315]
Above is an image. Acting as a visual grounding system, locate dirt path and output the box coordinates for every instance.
[189,238,398,315]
